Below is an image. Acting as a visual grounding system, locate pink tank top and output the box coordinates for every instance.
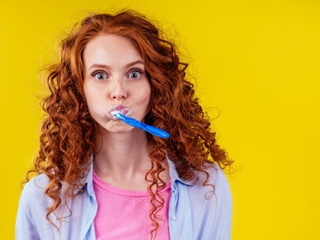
[93,171,171,240]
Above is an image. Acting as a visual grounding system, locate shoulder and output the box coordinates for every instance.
[20,174,53,212]
[22,174,49,199]
[191,163,231,200]
[207,163,231,195]
[170,160,232,203]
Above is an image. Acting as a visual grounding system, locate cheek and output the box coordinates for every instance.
[83,81,91,99]
[83,85,93,107]
[141,90,151,104]
[84,80,103,102]
[83,83,101,113]
[138,83,151,105]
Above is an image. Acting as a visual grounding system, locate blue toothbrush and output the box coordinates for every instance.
[111,111,170,139]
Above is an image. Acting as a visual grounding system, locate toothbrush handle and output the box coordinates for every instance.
[118,114,169,139]
[140,122,170,139]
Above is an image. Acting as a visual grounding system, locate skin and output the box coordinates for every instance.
[83,34,169,191]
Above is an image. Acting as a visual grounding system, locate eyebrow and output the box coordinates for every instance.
[88,60,144,70]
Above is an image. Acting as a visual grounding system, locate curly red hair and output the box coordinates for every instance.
[26,10,233,239]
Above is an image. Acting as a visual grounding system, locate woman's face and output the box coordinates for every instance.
[83,34,151,133]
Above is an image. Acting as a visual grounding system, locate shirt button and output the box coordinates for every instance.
[171,216,177,221]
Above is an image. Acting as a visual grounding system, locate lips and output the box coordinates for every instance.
[109,105,131,116]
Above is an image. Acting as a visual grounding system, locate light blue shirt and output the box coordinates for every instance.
[16,159,232,240]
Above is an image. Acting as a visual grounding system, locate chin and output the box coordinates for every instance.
[99,121,133,133]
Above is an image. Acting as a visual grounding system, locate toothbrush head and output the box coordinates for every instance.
[111,110,121,119]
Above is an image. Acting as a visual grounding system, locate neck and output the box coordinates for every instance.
[93,127,150,181]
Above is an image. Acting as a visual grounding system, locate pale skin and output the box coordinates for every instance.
[83,34,170,191]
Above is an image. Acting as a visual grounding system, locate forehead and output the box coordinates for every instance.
[83,34,142,67]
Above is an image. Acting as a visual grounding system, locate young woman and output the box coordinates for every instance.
[16,10,233,240]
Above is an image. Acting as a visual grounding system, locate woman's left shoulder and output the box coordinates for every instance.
[203,163,229,185]
[193,163,231,199]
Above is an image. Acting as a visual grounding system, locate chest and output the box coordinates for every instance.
[93,176,171,240]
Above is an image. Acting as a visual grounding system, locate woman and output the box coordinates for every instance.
[16,10,233,240]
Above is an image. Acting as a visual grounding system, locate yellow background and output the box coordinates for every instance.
[1,0,319,239]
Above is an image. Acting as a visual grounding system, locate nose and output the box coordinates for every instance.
[110,78,127,100]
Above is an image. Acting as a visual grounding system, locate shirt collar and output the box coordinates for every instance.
[75,155,195,196]
[167,157,195,186]
[72,156,95,196]
[82,162,95,196]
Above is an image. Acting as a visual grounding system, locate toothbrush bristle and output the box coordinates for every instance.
[111,110,121,119]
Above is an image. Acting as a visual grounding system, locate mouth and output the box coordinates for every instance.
[108,105,131,119]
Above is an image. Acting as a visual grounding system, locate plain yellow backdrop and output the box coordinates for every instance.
[1,0,319,239]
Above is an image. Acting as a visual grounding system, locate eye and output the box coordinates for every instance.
[92,71,108,80]
[128,70,142,79]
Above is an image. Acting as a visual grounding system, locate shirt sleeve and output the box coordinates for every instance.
[214,167,233,240]
[15,181,41,240]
